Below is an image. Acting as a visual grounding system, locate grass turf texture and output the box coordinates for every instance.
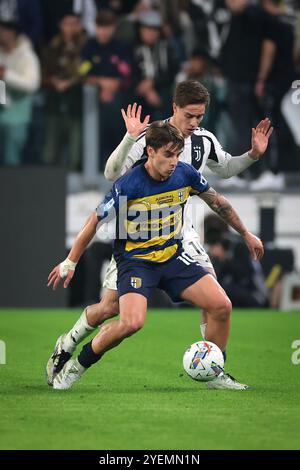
[0,309,300,450]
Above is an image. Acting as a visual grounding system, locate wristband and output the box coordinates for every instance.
[59,258,77,278]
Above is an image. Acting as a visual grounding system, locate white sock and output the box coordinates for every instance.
[200,322,207,340]
[63,308,96,354]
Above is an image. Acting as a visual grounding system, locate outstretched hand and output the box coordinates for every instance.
[243,232,264,261]
[47,264,75,291]
[250,118,273,159]
[121,103,150,138]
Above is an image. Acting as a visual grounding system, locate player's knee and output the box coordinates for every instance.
[211,296,232,322]
[102,301,119,320]
[218,296,232,321]
[97,298,119,320]
[121,316,145,336]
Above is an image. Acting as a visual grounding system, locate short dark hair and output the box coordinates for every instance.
[174,80,210,108]
[266,0,282,6]
[0,20,21,34]
[146,121,184,153]
[59,12,81,21]
[96,10,116,27]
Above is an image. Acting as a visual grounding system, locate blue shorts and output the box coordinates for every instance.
[117,251,209,302]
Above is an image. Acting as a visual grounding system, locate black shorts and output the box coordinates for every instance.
[117,251,209,302]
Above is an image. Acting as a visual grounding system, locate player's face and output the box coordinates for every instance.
[172,103,206,137]
[147,143,183,180]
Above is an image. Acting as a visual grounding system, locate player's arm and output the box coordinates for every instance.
[198,188,264,261]
[206,121,273,178]
[47,212,99,291]
[104,103,150,181]
[47,187,120,291]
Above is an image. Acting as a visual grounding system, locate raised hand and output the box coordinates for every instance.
[121,103,150,138]
[249,118,273,160]
[243,232,264,261]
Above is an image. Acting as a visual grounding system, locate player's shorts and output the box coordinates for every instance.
[182,238,213,271]
[102,255,118,290]
[117,251,209,302]
[102,238,213,291]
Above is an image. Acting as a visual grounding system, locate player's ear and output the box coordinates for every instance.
[147,145,155,158]
[172,103,177,114]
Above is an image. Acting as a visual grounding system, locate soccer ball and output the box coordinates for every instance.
[183,341,224,382]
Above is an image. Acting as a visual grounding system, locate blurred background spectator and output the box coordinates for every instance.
[0,0,43,49]
[42,0,100,40]
[0,21,40,166]
[219,0,274,190]
[80,9,133,170]
[132,9,180,120]
[42,12,85,171]
[188,0,231,59]
[250,0,296,190]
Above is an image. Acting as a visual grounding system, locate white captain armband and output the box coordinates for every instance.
[59,258,77,278]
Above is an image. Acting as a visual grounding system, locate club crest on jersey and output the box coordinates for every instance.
[131,277,142,289]
[193,146,202,162]
[178,190,185,202]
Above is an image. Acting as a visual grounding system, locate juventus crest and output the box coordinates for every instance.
[191,134,204,170]
[193,146,202,162]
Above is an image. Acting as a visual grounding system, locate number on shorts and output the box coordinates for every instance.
[178,252,198,266]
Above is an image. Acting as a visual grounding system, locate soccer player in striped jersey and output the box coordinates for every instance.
[47,121,264,390]
[46,80,272,389]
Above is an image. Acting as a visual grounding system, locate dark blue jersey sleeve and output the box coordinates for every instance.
[96,182,123,222]
[186,164,210,195]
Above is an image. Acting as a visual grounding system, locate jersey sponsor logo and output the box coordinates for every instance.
[130,277,142,289]
[156,194,174,205]
[103,197,115,213]
[127,187,190,211]
[126,209,182,236]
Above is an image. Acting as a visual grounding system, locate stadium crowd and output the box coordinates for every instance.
[0,0,299,190]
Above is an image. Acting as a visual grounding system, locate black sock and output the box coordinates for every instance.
[78,341,102,369]
[222,350,227,363]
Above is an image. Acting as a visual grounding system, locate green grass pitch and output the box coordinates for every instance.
[1,308,300,450]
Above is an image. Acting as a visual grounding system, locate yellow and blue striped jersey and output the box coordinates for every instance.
[96,161,209,263]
